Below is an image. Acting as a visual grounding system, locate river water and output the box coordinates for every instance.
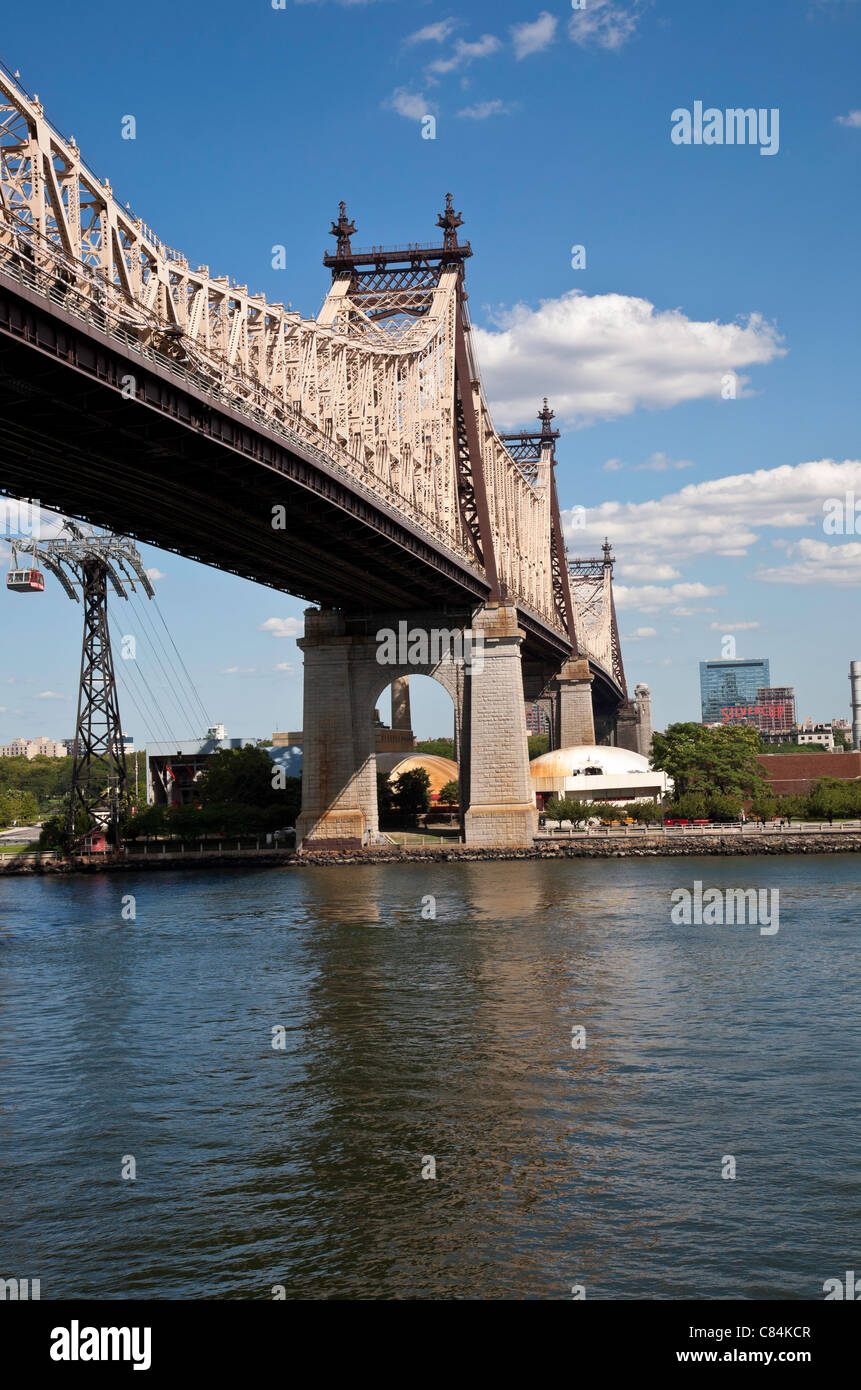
[0,855,858,1300]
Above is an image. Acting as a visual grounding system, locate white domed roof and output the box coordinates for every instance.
[530,743,652,778]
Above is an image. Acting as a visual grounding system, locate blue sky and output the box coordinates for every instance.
[1,0,860,744]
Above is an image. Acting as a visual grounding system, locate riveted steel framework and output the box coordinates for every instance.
[0,63,624,682]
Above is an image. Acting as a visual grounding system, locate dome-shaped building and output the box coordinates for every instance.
[376,752,459,802]
[529,743,671,808]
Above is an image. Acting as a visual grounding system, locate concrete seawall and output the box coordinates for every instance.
[2,831,861,874]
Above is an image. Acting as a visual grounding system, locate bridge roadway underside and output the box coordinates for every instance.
[0,275,573,673]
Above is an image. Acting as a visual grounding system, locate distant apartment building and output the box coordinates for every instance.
[525,702,550,737]
[752,686,797,734]
[700,658,771,725]
[795,721,836,751]
[0,735,68,758]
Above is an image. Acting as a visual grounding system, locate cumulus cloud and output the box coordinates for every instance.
[622,626,658,640]
[405,19,459,46]
[145,567,165,581]
[221,666,256,675]
[275,662,295,673]
[561,459,861,570]
[617,563,682,581]
[259,617,305,639]
[427,34,502,79]
[511,11,558,58]
[457,99,511,119]
[755,537,861,586]
[568,0,645,51]
[836,109,861,127]
[709,620,761,631]
[34,690,70,700]
[613,582,726,613]
[476,289,784,428]
[387,88,433,121]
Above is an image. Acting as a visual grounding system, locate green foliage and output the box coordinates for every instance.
[763,743,827,755]
[414,737,455,759]
[391,767,432,818]
[528,735,550,760]
[197,744,281,805]
[38,801,93,849]
[0,787,39,828]
[0,754,73,810]
[437,780,459,805]
[543,796,592,825]
[377,770,394,816]
[651,722,766,803]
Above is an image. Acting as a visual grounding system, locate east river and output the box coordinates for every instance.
[1,856,858,1300]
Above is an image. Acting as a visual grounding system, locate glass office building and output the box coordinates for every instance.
[700,658,771,724]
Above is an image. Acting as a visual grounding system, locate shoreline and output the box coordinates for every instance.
[2,830,861,874]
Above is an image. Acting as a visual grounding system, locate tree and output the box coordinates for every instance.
[377,771,394,816]
[437,780,459,805]
[196,744,279,804]
[652,722,767,803]
[414,737,455,759]
[544,796,591,826]
[390,767,431,819]
[0,787,39,828]
[528,735,550,760]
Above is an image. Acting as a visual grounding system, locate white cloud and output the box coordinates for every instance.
[457,99,511,119]
[259,617,305,639]
[145,567,165,581]
[613,582,726,613]
[387,88,433,121]
[34,690,70,700]
[568,0,645,51]
[709,620,761,631]
[477,289,784,428]
[836,110,861,127]
[405,19,459,46]
[427,34,502,78]
[603,457,626,472]
[622,626,658,640]
[275,662,295,673]
[617,563,681,581]
[221,666,256,675]
[511,11,558,59]
[560,458,861,568]
[755,537,861,587]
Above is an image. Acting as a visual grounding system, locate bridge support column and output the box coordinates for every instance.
[555,658,596,747]
[296,610,377,849]
[463,604,537,847]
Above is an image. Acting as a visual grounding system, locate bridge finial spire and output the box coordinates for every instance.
[330,201,357,258]
[538,398,555,438]
[436,192,463,252]
[602,537,614,566]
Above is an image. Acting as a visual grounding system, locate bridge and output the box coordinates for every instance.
[0,64,648,848]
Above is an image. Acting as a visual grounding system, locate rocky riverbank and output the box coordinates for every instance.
[2,831,860,875]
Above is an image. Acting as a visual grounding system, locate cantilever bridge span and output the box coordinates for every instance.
[0,66,637,847]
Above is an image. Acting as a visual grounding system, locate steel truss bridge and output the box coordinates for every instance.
[0,65,627,720]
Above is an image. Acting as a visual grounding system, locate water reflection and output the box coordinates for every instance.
[0,856,858,1299]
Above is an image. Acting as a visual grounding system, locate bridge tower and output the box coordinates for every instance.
[297,199,539,850]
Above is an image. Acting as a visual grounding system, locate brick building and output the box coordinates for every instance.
[757,751,861,797]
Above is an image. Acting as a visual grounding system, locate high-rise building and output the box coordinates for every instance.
[525,702,550,737]
[699,658,771,725]
[753,686,796,734]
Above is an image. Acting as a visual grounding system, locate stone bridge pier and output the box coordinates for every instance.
[296,603,537,849]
